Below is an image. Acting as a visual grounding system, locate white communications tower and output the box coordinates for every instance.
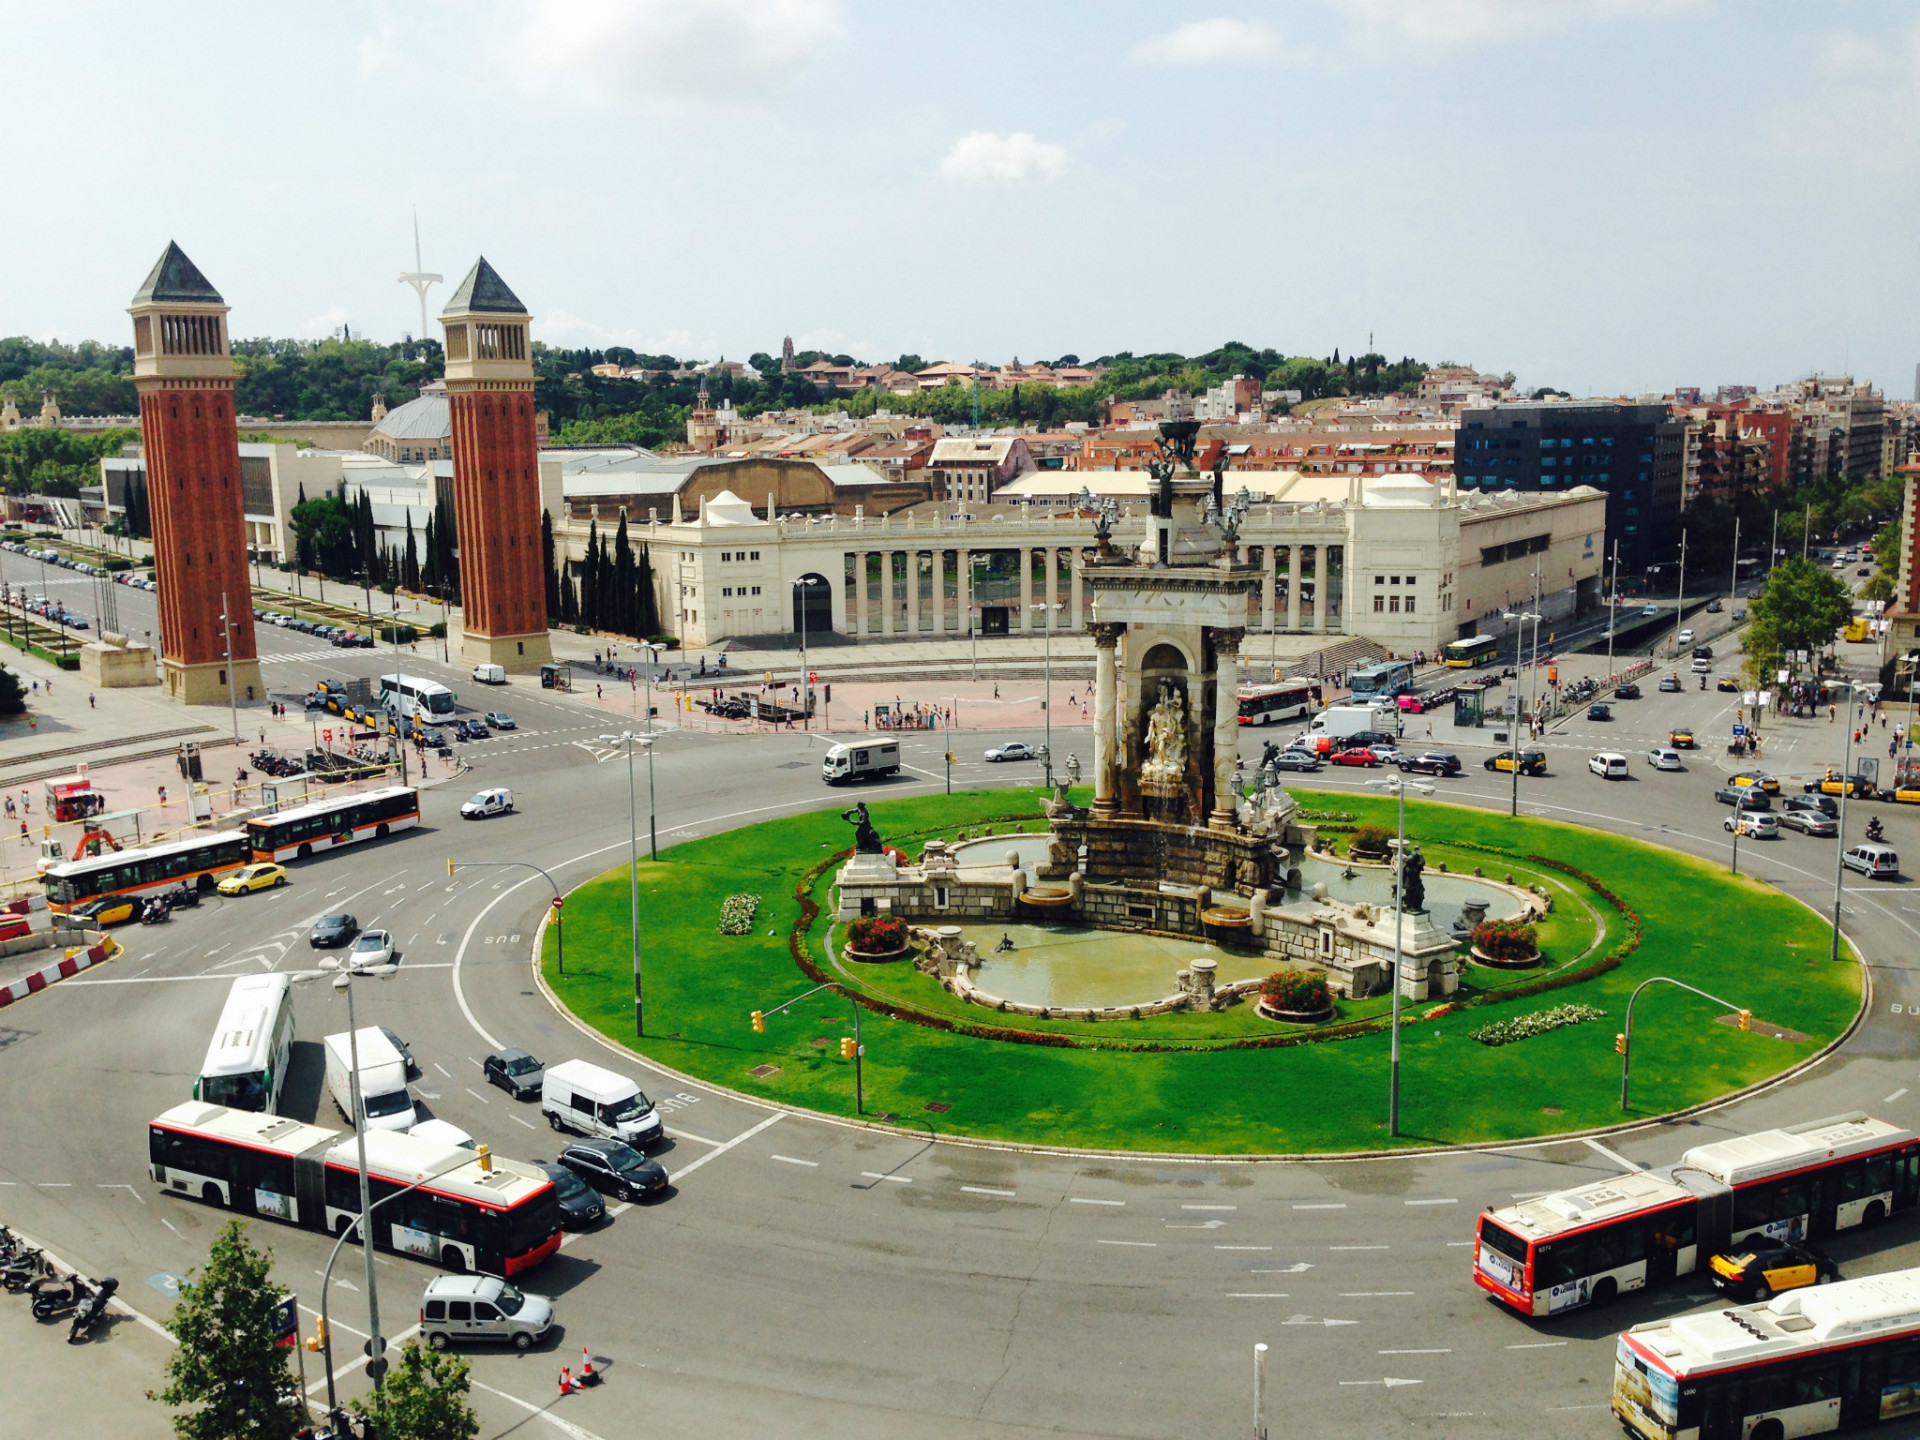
[397,210,443,345]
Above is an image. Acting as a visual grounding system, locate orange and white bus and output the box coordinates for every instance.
[1615,1266,1920,1438]
[42,831,250,915]
[1476,1114,1920,1318]
[245,785,419,863]
[1237,678,1316,725]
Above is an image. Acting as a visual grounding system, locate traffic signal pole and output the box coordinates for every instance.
[757,980,866,1114]
[447,858,566,975]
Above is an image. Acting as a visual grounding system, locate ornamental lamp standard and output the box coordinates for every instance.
[796,575,825,727]
[601,730,655,1034]
[1365,772,1434,1138]
[1500,608,1543,818]
[1033,600,1062,790]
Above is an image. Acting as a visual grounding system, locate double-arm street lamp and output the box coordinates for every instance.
[796,576,824,728]
[1365,772,1434,1138]
[1501,608,1543,818]
[601,729,655,1034]
[1033,600,1061,789]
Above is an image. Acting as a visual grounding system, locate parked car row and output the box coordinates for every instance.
[8,593,89,629]
[257,609,374,645]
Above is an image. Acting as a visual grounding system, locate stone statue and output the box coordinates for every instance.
[1138,681,1188,795]
[1147,456,1176,519]
[1260,739,1280,772]
[1398,844,1426,914]
[841,801,882,855]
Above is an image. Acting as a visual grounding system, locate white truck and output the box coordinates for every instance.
[323,1027,416,1133]
[541,1058,663,1147]
[822,741,900,785]
[1307,702,1398,741]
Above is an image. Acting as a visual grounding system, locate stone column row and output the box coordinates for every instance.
[1210,627,1243,828]
[1090,622,1122,815]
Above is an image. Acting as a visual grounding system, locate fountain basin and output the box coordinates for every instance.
[944,921,1267,1011]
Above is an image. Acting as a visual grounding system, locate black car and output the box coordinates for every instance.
[1715,785,1772,811]
[308,913,360,948]
[379,1026,417,1076]
[556,1138,669,1203]
[532,1159,606,1229]
[483,1048,545,1099]
[1614,682,1641,700]
[1693,646,1714,661]
[1587,702,1611,721]
[1399,751,1462,776]
[456,719,491,741]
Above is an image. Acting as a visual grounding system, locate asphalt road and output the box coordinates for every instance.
[2,626,1918,1439]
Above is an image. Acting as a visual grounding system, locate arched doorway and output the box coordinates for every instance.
[793,573,834,637]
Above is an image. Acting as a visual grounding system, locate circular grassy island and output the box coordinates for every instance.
[539,787,1862,1155]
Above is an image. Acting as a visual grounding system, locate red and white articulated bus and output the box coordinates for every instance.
[1475,1114,1920,1318]
[1615,1266,1920,1439]
[149,1101,562,1277]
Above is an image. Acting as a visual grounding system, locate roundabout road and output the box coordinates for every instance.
[3,647,1918,1439]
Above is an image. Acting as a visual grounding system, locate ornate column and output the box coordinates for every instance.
[959,547,974,636]
[1069,550,1084,630]
[1020,546,1034,631]
[855,551,869,635]
[1210,627,1244,829]
[1287,545,1302,631]
[1261,550,1276,632]
[1090,622,1123,816]
[1312,545,1328,632]
[885,551,900,635]
[907,550,920,634]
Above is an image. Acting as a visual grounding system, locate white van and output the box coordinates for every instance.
[541,1059,663,1146]
[324,1027,415,1132]
[460,788,513,820]
[1587,752,1630,780]
[1843,843,1900,879]
[471,663,507,686]
[1307,702,1398,741]
[822,741,900,785]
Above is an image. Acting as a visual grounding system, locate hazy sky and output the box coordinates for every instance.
[5,1,1918,397]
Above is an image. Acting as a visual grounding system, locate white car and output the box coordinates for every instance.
[1677,629,1695,645]
[348,929,396,972]
[984,742,1035,763]
[409,1118,476,1150]
[1587,752,1630,779]
[460,787,514,819]
[1646,747,1684,771]
[1725,812,1778,839]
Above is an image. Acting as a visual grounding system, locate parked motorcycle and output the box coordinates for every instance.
[0,1250,47,1292]
[29,1272,86,1321]
[169,884,200,910]
[67,1275,117,1343]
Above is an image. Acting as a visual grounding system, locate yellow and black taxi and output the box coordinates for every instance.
[1669,727,1697,749]
[1716,676,1741,692]
[1805,767,1874,798]
[1891,782,1920,806]
[72,894,140,926]
[1483,748,1548,775]
[1707,1240,1838,1302]
[1729,772,1780,794]
[216,862,289,896]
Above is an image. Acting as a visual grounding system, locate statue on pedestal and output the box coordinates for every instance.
[1398,845,1426,914]
[1138,682,1188,797]
[841,801,883,855]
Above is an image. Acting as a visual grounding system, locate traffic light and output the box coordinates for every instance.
[477,1143,492,1173]
[1615,1033,1627,1055]
[308,1317,327,1352]
[1737,1009,1752,1032]
[946,752,955,765]
[447,857,455,877]
[752,1010,765,1034]
[840,1036,856,1060]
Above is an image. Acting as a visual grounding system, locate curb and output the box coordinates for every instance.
[0,937,117,1008]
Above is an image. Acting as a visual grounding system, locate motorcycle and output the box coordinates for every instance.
[1866,819,1886,843]
[169,883,200,910]
[30,1272,86,1321]
[67,1275,117,1343]
[0,1249,47,1292]
[139,895,172,925]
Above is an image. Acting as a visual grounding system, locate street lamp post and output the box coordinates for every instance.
[601,730,655,1033]
[322,961,398,1398]
[1673,527,1689,657]
[968,554,989,681]
[1366,773,1433,1137]
[796,576,824,728]
[1830,710,1855,964]
[639,640,664,745]
[1036,601,1059,790]
[1605,540,1620,681]
[1501,608,1542,818]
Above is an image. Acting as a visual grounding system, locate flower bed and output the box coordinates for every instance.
[1469,1003,1606,1048]
[1470,918,1542,969]
[719,894,761,935]
[1256,969,1336,1023]
[844,912,912,963]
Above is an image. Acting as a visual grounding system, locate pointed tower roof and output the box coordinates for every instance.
[132,241,223,306]
[442,257,527,316]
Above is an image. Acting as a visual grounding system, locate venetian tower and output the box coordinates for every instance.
[440,258,552,672]
[128,242,262,705]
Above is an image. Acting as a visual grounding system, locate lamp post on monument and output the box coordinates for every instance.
[1501,608,1542,818]
[1366,773,1433,1138]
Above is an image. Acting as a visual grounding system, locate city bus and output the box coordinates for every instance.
[42,831,251,915]
[244,786,420,862]
[1237,678,1316,725]
[1614,1266,1920,1439]
[1444,635,1501,668]
[192,973,295,1114]
[1346,658,1416,698]
[1475,1113,1920,1318]
[149,1101,563,1277]
[378,673,457,722]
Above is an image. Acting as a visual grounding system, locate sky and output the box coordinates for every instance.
[4,0,1918,398]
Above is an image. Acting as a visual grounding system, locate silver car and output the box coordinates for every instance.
[420,1275,553,1352]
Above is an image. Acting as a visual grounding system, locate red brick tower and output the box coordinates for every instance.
[440,258,552,671]
[128,242,262,705]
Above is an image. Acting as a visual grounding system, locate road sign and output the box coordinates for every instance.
[1733,724,1747,736]
[551,896,563,911]
[272,1295,298,1347]
[322,729,333,743]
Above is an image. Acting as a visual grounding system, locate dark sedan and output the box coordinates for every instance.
[455,719,491,741]
[308,913,360,948]
[1715,785,1772,811]
[1587,702,1611,721]
[556,1139,669,1203]
[532,1159,607,1229]
[1267,750,1320,772]
[1398,751,1462,777]
[483,1048,545,1100]
[1614,682,1641,700]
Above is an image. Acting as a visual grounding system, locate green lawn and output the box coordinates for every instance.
[542,788,1862,1154]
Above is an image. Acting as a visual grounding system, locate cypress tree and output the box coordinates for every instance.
[580,521,599,628]
[541,510,560,621]
[422,513,438,594]
[402,512,420,591]
[613,513,634,637]
[635,543,658,637]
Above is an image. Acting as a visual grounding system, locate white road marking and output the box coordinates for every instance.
[1510,1190,1553,1200]
[160,1217,182,1236]
[1070,1197,1124,1206]
[861,1171,912,1184]
[961,1186,1016,1197]
[1097,1240,1156,1247]
[1582,1137,1645,1172]
[97,1183,144,1204]
[1215,1245,1271,1251]
[1227,1292,1290,1298]
[665,1128,721,1147]
[465,1088,490,1103]
[1381,1349,1451,1355]
[1887,1087,1910,1104]
[433,1062,451,1078]
[508,1114,537,1129]
[1294,1202,1347,1210]
[1403,1197,1457,1206]
[1444,1241,1474,1247]
[1506,1341,1568,1349]
[668,1112,784,1183]
[1180,1203,1236,1211]
[1252,1264,1315,1273]
[770,1155,818,1167]
[1330,1244,1388,1250]
[470,1379,611,1440]
[1339,1378,1421,1388]
[1341,1291,1415,1297]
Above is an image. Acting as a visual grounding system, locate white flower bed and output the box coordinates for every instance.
[719,894,760,935]
[1469,1002,1606,1048]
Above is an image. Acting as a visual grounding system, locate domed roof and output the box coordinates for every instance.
[699,489,764,526]
[369,390,450,443]
[1360,472,1438,508]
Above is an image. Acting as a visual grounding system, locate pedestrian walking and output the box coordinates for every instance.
[157,785,166,806]
[88,692,95,709]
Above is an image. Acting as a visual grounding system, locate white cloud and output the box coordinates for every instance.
[536,307,709,356]
[1326,0,1702,55]
[939,131,1068,184]
[1768,23,1920,174]
[304,306,351,339]
[357,6,403,78]
[1130,18,1289,66]
[506,0,843,110]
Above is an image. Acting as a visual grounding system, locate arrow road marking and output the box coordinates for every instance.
[1282,1314,1357,1327]
[1251,1264,1315,1273]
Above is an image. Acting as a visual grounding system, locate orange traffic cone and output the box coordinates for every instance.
[580,1347,597,1385]
[558,1367,574,1396]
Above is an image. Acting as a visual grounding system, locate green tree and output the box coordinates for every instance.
[0,663,25,716]
[356,1339,479,1440]
[1742,556,1855,679]
[1861,571,1896,604]
[541,510,559,621]
[149,1221,302,1440]
[289,494,357,580]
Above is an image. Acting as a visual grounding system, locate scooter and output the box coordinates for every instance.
[67,1275,117,1342]
[169,883,200,910]
[29,1272,86,1321]
[139,895,172,925]
[1867,818,1886,844]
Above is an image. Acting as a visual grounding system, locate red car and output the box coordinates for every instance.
[1329,747,1380,767]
